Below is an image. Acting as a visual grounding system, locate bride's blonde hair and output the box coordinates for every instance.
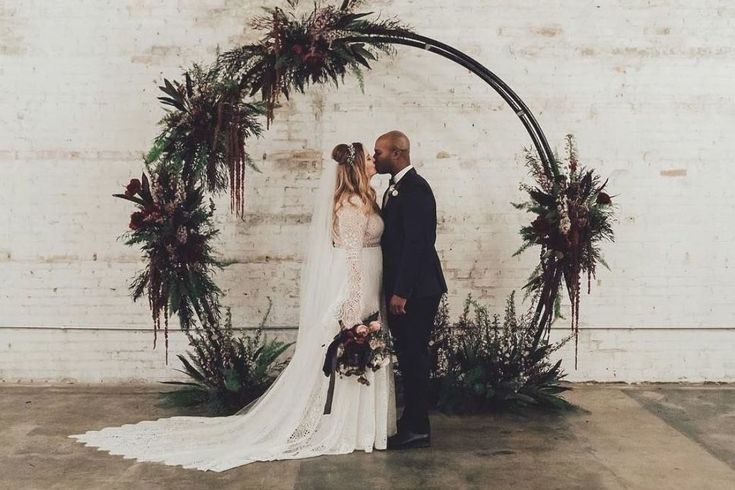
[331,143,379,231]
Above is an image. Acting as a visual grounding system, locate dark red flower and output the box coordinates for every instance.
[291,43,305,56]
[547,232,567,251]
[570,229,580,248]
[125,178,142,197]
[531,216,551,236]
[303,47,326,65]
[129,211,146,230]
[596,192,612,205]
[180,241,205,263]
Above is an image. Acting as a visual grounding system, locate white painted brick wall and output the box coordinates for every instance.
[1,1,734,383]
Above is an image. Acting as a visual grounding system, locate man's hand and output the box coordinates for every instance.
[389,294,408,315]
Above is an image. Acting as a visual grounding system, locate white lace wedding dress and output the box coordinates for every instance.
[70,166,397,472]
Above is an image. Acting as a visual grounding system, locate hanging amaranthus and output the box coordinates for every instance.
[155,64,264,218]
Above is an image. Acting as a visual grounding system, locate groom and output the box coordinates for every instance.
[374,131,448,450]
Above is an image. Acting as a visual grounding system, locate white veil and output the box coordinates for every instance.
[295,157,346,350]
[235,158,347,415]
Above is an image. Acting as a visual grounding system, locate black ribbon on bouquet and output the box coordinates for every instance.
[322,324,352,415]
[323,366,338,415]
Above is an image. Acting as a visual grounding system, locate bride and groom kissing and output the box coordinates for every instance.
[70,130,447,472]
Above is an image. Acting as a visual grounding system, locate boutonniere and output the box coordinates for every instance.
[388,177,405,198]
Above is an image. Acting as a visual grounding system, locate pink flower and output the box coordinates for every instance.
[355,325,368,337]
[368,321,381,333]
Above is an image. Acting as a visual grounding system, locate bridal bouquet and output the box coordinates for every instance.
[322,312,388,386]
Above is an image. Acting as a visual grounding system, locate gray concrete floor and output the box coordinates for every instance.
[1,383,734,489]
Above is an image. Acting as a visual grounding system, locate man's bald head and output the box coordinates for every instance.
[379,130,410,154]
[374,130,411,175]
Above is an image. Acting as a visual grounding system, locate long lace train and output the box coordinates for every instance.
[70,249,396,472]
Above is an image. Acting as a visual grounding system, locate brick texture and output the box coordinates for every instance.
[1,1,733,382]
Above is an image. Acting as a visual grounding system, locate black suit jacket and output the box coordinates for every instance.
[380,168,448,300]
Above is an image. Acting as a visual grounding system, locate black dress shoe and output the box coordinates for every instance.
[387,430,431,450]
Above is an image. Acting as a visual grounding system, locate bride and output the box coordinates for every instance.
[70,142,397,471]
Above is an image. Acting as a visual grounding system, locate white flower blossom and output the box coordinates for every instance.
[560,217,572,234]
[176,226,188,244]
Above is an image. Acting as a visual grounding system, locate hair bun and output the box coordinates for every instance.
[331,143,350,165]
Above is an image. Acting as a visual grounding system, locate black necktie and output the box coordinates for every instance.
[383,177,396,208]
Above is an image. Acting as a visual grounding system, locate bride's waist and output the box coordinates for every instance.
[332,244,381,251]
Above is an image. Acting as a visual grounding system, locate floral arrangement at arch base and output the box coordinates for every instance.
[159,303,293,416]
[430,293,575,413]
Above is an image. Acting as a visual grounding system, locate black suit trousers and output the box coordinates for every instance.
[387,294,442,435]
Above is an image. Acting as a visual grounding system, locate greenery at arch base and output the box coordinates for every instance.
[113,0,616,413]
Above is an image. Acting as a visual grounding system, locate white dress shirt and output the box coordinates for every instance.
[391,164,414,184]
[383,165,414,208]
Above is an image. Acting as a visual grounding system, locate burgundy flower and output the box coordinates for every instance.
[180,243,204,263]
[570,229,580,248]
[547,233,567,251]
[303,47,326,65]
[596,192,612,205]
[129,211,146,230]
[125,178,141,197]
[291,43,305,56]
[531,216,551,236]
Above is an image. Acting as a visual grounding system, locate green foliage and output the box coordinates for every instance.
[218,0,412,125]
[159,302,293,415]
[114,169,224,355]
[512,135,617,365]
[432,293,574,413]
[514,135,616,296]
[152,62,266,216]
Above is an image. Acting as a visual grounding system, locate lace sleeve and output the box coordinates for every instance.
[336,196,369,329]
